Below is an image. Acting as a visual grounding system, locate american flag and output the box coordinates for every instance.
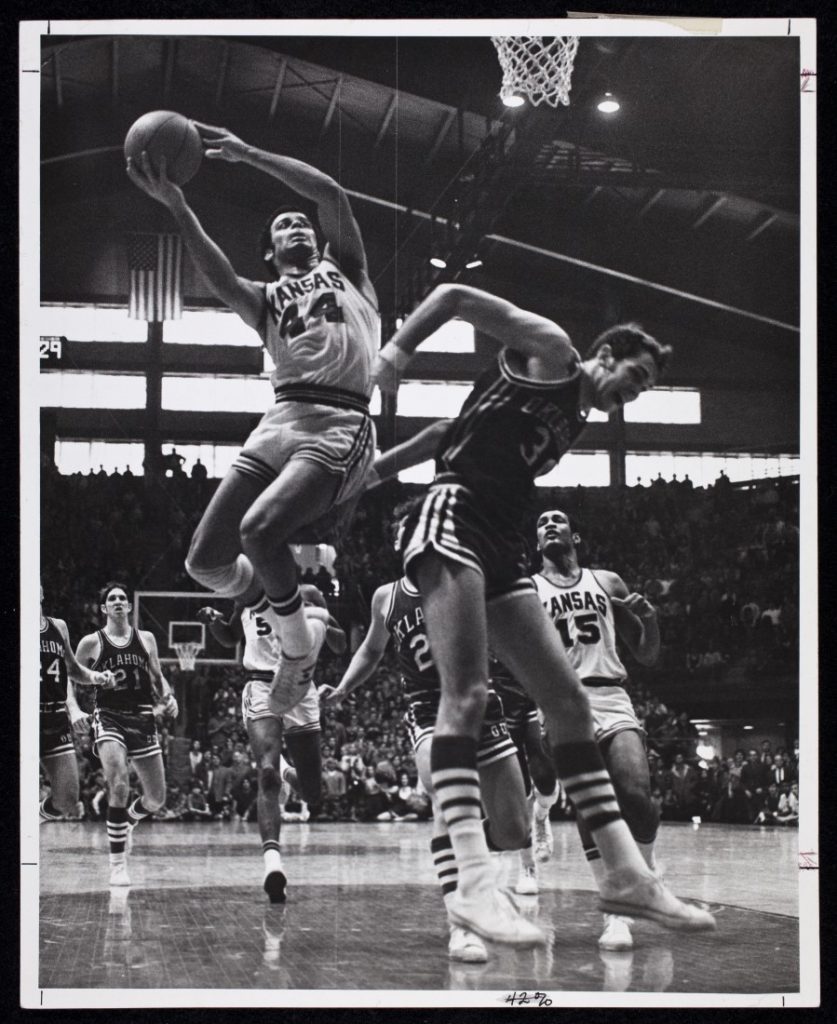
[128,233,183,322]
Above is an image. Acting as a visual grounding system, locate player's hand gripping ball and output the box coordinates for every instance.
[124,111,203,185]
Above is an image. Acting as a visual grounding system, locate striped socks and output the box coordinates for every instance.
[263,839,282,877]
[107,806,130,863]
[554,741,647,877]
[431,831,458,900]
[127,797,152,829]
[431,736,490,897]
[264,587,314,658]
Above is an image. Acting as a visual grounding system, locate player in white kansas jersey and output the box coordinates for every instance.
[198,585,345,903]
[128,122,378,718]
[534,509,663,953]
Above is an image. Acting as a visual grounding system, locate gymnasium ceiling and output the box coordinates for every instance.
[40,31,802,362]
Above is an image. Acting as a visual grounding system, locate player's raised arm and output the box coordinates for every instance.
[197,605,244,649]
[126,152,264,331]
[374,285,573,393]
[366,419,454,490]
[194,122,372,298]
[599,571,661,666]
[141,631,179,718]
[320,584,394,705]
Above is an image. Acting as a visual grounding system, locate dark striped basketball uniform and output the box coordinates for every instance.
[489,657,540,736]
[384,578,515,767]
[40,617,74,759]
[401,349,588,599]
[90,629,161,759]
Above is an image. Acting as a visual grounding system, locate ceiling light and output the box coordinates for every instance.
[502,94,525,108]
[429,257,447,269]
[465,258,483,270]
[743,725,754,730]
[597,92,620,114]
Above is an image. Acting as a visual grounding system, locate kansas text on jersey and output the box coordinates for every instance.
[91,628,156,712]
[533,569,627,683]
[436,350,588,523]
[261,256,379,406]
[40,617,69,713]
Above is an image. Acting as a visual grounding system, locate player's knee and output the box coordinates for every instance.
[110,779,130,805]
[240,505,286,552]
[259,763,281,794]
[618,781,657,830]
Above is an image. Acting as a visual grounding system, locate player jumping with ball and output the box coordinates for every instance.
[127,123,378,718]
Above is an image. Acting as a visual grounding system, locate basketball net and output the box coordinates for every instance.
[173,641,203,672]
[491,36,580,108]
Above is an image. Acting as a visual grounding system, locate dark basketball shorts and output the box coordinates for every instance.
[404,687,517,768]
[40,708,75,760]
[400,481,536,602]
[93,706,161,760]
[493,676,540,734]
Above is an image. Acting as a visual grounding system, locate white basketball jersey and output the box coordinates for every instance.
[241,607,281,673]
[262,257,379,396]
[533,568,627,682]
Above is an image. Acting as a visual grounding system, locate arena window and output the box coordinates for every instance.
[162,375,273,412]
[396,382,472,417]
[585,387,701,424]
[39,371,146,408]
[535,451,610,487]
[626,451,799,486]
[40,303,260,346]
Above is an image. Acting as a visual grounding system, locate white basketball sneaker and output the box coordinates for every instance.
[448,926,489,963]
[109,859,131,887]
[532,809,553,863]
[598,913,634,951]
[514,863,539,896]
[447,884,546,948]
[600,870,716,932]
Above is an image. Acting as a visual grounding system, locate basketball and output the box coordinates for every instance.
[123,110,203,185]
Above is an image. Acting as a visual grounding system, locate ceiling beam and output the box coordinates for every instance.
[691,194,728,229]
[268,57,287,120]
[374,93,398,148]
[162,39,176,105]
[637,188,667,219]
[319,75,343,140]
[423,110,456,168]
[110,39,119,107]
[746,211,779,243]
[215,42,230,109]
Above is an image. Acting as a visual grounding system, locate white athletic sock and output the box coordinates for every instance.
[637,839,657,872]
[583,843,607,889]
[263,841,282,877]
[534,784,560,818]
[264,587,314,658]
[520,839,535,871]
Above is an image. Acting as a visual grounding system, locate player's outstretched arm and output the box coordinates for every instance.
[63,625,115,688]
[196,606,244,649]
[601,571,661,666]
[126,152,264,331]
[194,122,372,298]
[64,680,91,735]
[366,419,454,490]
[141,631,179,718]
[320,584,394,705]
[374,284,573,393]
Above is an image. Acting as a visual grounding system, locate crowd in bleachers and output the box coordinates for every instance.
[40,456,800,827]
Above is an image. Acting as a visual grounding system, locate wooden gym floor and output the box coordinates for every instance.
[37,819,799,996]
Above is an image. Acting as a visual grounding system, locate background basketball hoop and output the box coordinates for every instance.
[172,640,203,672]
[491,36,580,108]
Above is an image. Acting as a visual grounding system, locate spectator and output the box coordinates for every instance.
[184,784,213,822]
[775,782,799,825]
[322,757,348,820]
[740,749,770,809]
